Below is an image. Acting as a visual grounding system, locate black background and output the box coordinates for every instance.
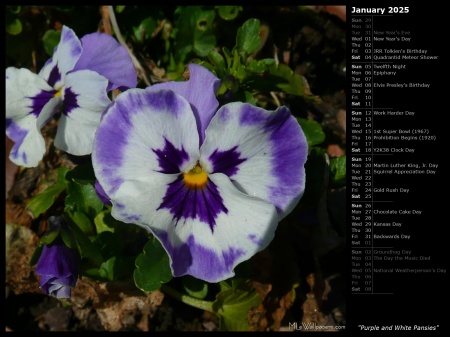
[347,2,448,335]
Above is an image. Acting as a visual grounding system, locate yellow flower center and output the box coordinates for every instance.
[54,90,62,98]
[183,164,208,189]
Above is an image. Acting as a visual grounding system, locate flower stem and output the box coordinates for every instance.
[161,284,214,313]
[106,6,151,86]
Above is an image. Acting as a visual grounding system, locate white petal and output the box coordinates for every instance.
[110,172,278,283]
[54,70,111,155]
[39,26,82,89]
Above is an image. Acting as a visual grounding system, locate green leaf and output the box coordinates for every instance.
[191,58,215,73]
[230,49,246,81]
[207,49,226,78]
[42,30,61,56]
[64,214,103,265]
[330,154,346,187]
[268,63,306,96]
[219,280,232,292]
[65,209,95,236]
[115,6,126,13]
[65,181,103,219]
[6,18,22,35]
[296,118,325,147]
[39,225,61,246]
[94,209,119,234]
[65,161,97,184]
[29,245,44,267]
[182,275,209,300]
[175,6,216,61]
[93,231,124,259]
[216,6,242,20]
[99,256,117,281]
[243,91,257,106]
[7,6,21,14]
[222,46,232,69]
[193,33,216,57]
[60,225,78,250]
[134,237,173,292]
[99,256,135,281]
[246,59,275,74]
[133,17,157,43]
[216,74,239,97]
[26,167,69,217]
[235,18,261,56]
[212,280,262,331]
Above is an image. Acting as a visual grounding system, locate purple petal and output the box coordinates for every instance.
[73,32,137,91]
[36,242,79,279]
[146,63,220,144]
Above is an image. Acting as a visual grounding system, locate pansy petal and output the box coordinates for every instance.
[36,243,79,278]
[73,32,137,91]
[6,118,45,167]
[92,89,200,199]
[54,70,111,155]
[166,173,278,282]
[47,284,71,299]
[146,63,220,144]
[109,171,278,283]
[6,67,56,120]
[39,26,82,88]
[6,68,61,166]
[6,98,60,167]
[200,102,308,220]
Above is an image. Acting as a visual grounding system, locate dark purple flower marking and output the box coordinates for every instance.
[157,175,228,233]
[152,138,189,174]
[47,65,62,88]
[62,87,80,116]
[208,146,247,177]
[28,90,56,117]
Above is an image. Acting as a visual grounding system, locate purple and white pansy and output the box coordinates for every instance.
[6,25,136,167]
[92,63,308,283]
